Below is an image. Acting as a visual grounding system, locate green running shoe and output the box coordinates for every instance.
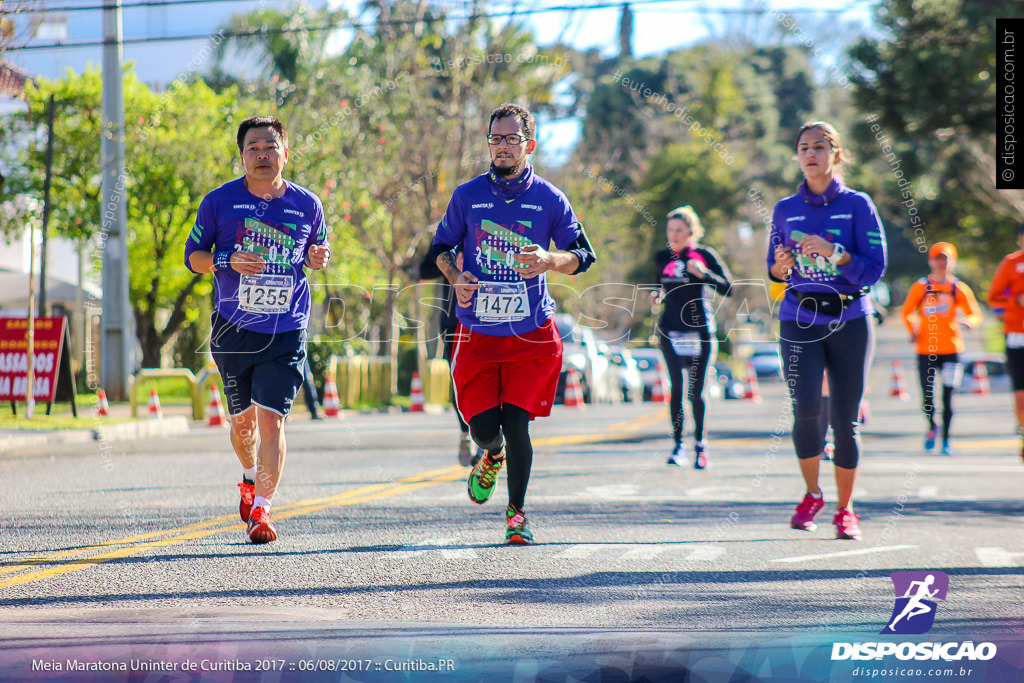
[505,504,534,545]
[467,450,504,504]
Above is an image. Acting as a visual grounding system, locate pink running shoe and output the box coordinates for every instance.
[833,508,862,540]
[790,492,825,531]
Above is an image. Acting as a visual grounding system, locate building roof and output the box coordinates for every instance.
[0,59,32,97]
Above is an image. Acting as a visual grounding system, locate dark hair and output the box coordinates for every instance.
[237,116,288,153]
[488,103,535,141]
[792,120,851,165]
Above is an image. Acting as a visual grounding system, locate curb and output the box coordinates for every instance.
[0,416,192,454]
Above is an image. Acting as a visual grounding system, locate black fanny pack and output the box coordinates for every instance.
[791,287,870,316]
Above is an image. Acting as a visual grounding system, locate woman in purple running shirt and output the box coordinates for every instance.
[767,121,887,541]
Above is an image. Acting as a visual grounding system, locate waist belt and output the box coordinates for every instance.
[791,286,870,316]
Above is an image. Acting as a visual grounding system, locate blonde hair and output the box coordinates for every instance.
[666,205,704,240]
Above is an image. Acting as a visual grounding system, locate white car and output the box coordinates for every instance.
[554,314,614,404]
[602,345,644,403]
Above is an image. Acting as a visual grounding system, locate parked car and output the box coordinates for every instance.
[743,342,784,381]
[956,352,1011,394]
[553,314,613,404]
[602,345,644,403]
[714,361,746,400]
[630,347,665,401]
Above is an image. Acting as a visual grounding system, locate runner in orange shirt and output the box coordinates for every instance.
[987,227,1024,463]
[901,243,982,455]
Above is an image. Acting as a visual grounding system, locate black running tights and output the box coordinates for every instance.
[468,403,532,509]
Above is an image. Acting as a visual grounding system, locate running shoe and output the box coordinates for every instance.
[833,508,862,540]
[924,426,937,452]
[790,492,825,531]
[821,441,834,461]
[693,442,708,470]
[667,442,687,466]
[505,504,534,545]
[238,478,255,522]
[458,435,474,467]
[467,450,504,504]
[940,439,953,456]
[246,506,278,544]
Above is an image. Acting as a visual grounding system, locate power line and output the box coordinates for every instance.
[3,1,876,53]
[2,0,270,14]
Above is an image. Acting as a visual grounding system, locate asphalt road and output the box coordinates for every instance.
[0,320,1022,682]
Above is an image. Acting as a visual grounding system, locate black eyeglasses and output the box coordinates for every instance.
[487,134,529,146]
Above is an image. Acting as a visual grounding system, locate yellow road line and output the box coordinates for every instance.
[0,466,464,578]
[0,413,658,589]
[0,472,468,590]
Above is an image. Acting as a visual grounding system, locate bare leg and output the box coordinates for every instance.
[254,406,286,501]
[229,406,258,471]
[835,465,858,511]
[798,457,822,496]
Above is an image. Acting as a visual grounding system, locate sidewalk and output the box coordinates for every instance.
[0,399,193,454]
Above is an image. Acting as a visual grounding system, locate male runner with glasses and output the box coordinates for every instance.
[185,116,330,544]
[431,103,597,544]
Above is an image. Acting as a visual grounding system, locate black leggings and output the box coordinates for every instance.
[781,316,874,469]
[658,334,716,444]
[917,353,958,440]
[468,403,532,509]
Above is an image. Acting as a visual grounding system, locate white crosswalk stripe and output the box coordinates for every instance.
[975,547,1024,567]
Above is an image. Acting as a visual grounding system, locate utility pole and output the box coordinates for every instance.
[101,0,132,400]
[39,93,54,317]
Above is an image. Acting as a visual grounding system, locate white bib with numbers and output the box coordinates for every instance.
[1007,332,1024,349]
[475,281,529,323]
[238,273,295,314]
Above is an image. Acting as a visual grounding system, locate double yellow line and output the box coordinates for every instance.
[0,408,665,590]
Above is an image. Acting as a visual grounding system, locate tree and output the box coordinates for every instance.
[2,67,246,368]
[849,0,1024,286]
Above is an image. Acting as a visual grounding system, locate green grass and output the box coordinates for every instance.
[133,376,203,405]
[982,319,1007,354]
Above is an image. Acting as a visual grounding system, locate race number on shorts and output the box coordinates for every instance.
[475,281,529,322]
[238,274,295,313]
[1007,332,1024,349]
[667,331,702,356]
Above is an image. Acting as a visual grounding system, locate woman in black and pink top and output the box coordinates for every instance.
[654,206,733,469]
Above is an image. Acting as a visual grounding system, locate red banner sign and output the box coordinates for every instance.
[0,317,67,402]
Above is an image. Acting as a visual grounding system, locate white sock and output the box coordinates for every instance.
[243,467,257,483]
[253,495,271,511]
[809,491,823,499]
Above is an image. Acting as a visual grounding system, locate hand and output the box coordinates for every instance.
[686,259,708,277]
[306,244,331,270]
[1016,291,1024,307]
[774,245,795,278]
[909,332,918,343]
[649,289,663,306]
[453,270,480,307]
[231,251,266,276]
[797,234,835,258]
[512,243,555,279]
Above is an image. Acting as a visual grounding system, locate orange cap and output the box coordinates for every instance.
[928,242,957,260]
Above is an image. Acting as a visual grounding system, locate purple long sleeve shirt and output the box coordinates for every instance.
[767,178,887,324]
[432,169,582,336]
[184,177,328,334]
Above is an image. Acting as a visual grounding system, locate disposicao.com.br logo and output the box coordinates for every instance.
[830,571,997,663]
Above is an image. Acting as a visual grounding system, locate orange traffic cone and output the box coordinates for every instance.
[409,371,425,413]
[650,368,670,404]
[207,384,228,427]
[96,389,110,417]
[148,388,163,419]
[743,361,762,402]
[890,360,910,400]
[564,366,586,408]
[972,360,990,395]
[323,374,340,418]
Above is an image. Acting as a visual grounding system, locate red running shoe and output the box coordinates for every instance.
[238,479,255,522]
[833,508,862,540]
[247,506,278,544]
[790,492,825,531]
